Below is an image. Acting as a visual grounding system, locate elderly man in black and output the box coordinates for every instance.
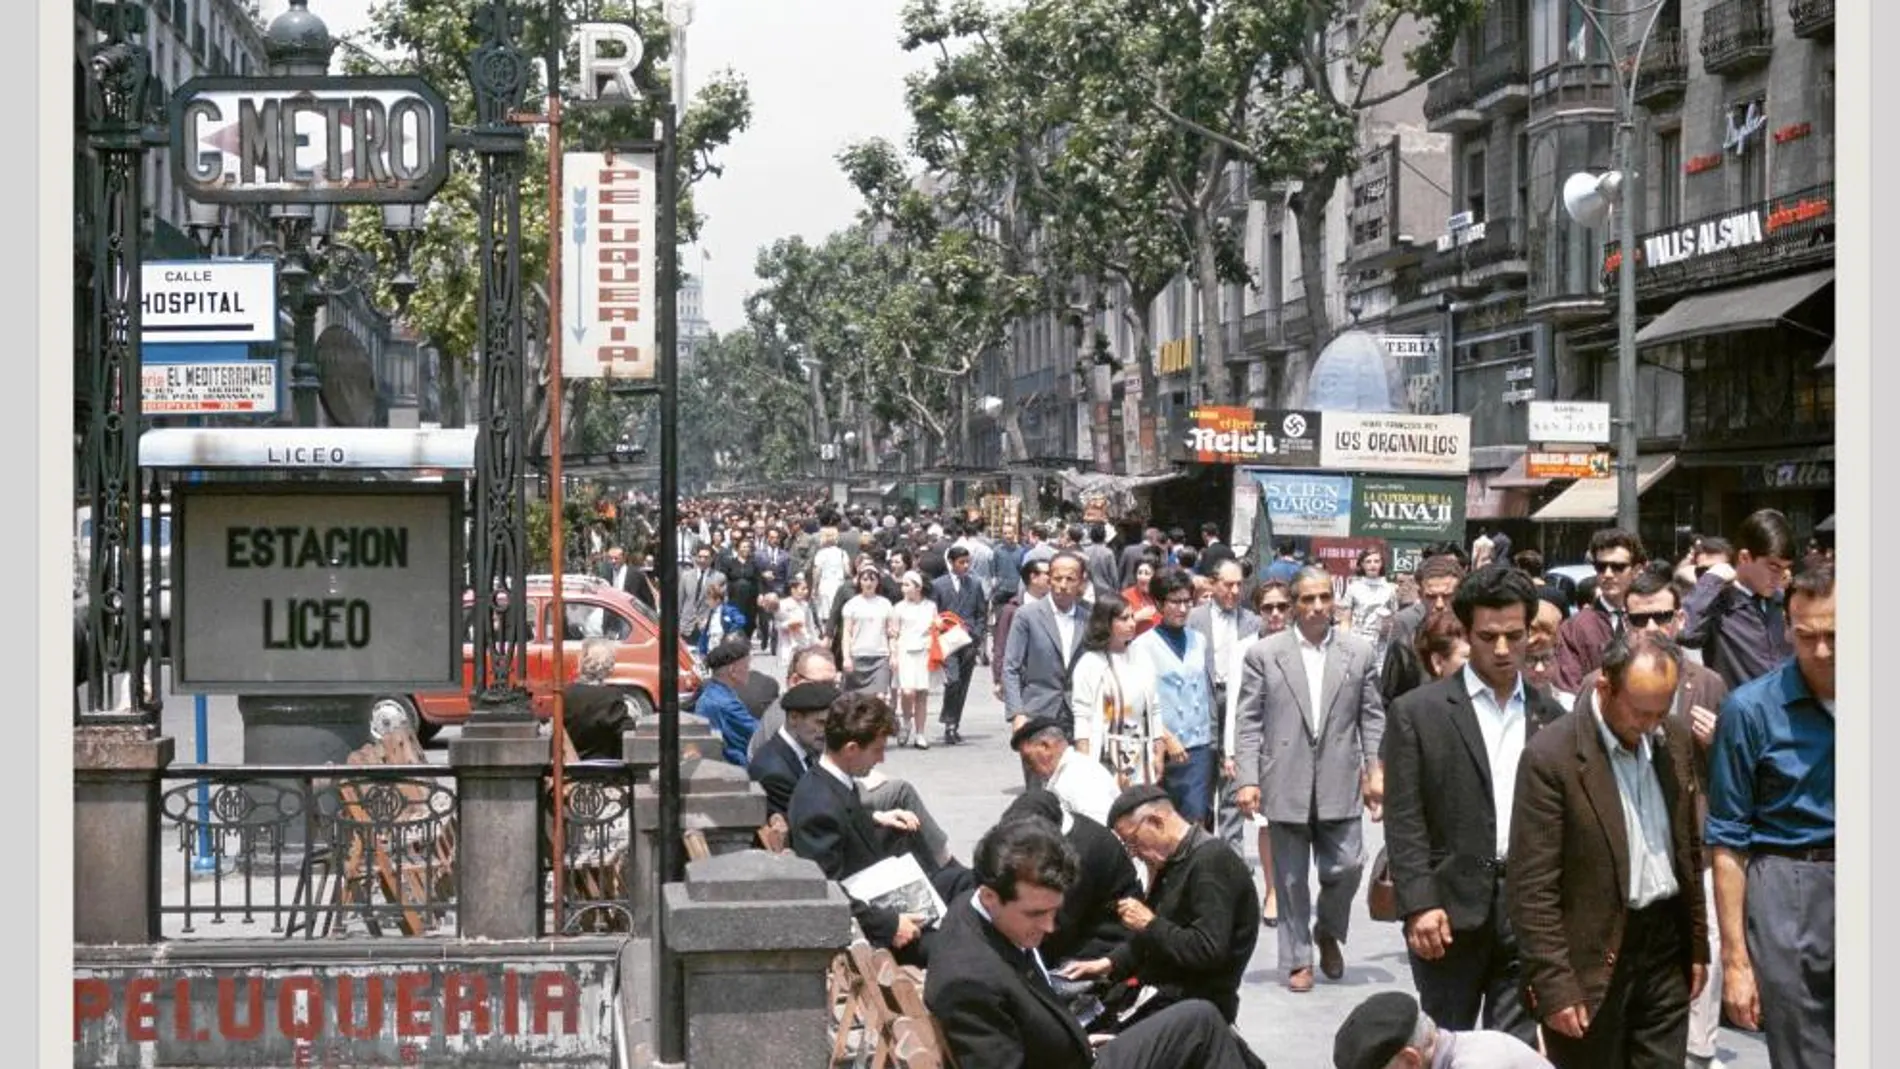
[998,789,1141,967]
[1057,784,1260,1027]
[924,819,1255,1069]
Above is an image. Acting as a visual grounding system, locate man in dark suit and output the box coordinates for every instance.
[999,789,1141,966]
[1195,522,1237,578]
[1381,565,1565,1046]
[1059,786,1260,1026]
[1233,566,1385,992]
[924,819,1255,1069]
[746,680,836,817]
[931,546,989,745]
[1508,631,1709,1068]
[787,692,970,966]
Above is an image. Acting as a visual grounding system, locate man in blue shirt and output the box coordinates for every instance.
[694,637,760,766]
[1703,562,1833,1069]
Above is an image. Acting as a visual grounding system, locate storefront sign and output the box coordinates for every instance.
[564,151,658,380]
[1527,450,1612,480]
[1158,338,1193,376]
[174,485,463,693]
[568,21,646,103]
[1740,461,1833,490]
[73,960,612,1066]
[1773,122,1813,145]
[1176,408,1322,465]
[1685,153,1724,176]
[170,77,449,203]
[1724,101,1765,156]
[1310,536,1389,599]
[1641,209,1765,268]
[1380,335,1441,359]
[1252,471,1353,538]
[141,260,277,344]
[1319,412,1471,476]
[142,344,278,416]
[1528,400,1612,444]
[139,427,479,470]
[1350,477,1468,542]
[1390,543,1427,576]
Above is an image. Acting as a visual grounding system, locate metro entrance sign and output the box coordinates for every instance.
[173,484,464,693]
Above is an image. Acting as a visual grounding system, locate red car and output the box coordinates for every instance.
[369,574,702,742]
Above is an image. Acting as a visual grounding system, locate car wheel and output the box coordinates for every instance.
[368,695,421,741]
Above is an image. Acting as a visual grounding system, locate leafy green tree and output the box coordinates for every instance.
[337,0,751,454]
[676,329,814,489]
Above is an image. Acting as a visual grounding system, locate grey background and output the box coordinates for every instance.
[176,486,459,691]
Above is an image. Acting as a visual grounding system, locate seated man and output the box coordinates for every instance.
[694,636,759,765]
[758,645,956,864]
[1334,992,1552,1069]
[787,692,972,966]
[999,789,1141,967]
[1060,785,1260,1027]
[1013,716,1123,827]
[562,638,638,761]
[925,819,1256,1069]
[746,679,835,817]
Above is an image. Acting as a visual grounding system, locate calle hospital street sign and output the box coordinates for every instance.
[174,484,463,693]
[169,76,450,203]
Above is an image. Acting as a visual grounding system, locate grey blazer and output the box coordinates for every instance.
[1233,628,1386,824]
[1001,596,1088,726]
[1186,602,1261,697]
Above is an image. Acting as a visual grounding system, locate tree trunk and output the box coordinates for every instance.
[1193,218,1229,405]
[1291,186,1338,407]
[808,363,831,446]
[956,375,972,464]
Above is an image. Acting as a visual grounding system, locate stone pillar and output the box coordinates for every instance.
[450,725,551,939]
[621,712,720,785]
[74,725,174,944]
[630,756,769,936]
[237,694,372,849]
[660,851,853,1068]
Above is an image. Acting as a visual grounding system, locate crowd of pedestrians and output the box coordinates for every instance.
[574,493,1835,1069]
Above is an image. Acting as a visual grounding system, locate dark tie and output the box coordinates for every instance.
[1021,948,1048,989]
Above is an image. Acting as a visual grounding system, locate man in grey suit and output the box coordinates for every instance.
[1002,550,1090,739]
[678,544,725,631]
[930,546,989,745]
[1234,565,1386,994]
[1188,559,1260,844]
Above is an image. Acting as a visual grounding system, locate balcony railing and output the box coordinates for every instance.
[1529,60,1617,115]
[1702,0,1774,76]
[1424,69,1480,132]
[1791,0,1833,38]
[1632,28,1688,108]
[1601,182,1836,300]
[1527,221,1608,320]
[1473,45,1530,113]
[1418,217,1529,286]
[1240,307,1288,353]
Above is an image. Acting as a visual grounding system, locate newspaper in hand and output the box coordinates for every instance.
[840,854,948,929]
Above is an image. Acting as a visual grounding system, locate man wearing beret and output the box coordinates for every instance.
[747,679,839,817]
[695,636,759,766]
[1058,785,1259,1027]
[1013,716,1122,827]
[1334,992,1551,1069]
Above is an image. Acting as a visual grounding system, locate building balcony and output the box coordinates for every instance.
[1791,0,1833,39]
[1529,61,1617,121]
[1473,45,1530,116]
[1526,222,1609,323]
[1239,307,1297,354]
[1283,283,1316,344]
[1425,70,1481,133]
[1601,182,1836,302]
[1702,0,1774,77]
[1417,217,1529,294]
[1631,28,1688,109]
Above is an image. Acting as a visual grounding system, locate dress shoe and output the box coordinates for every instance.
[1287,967,1314,993]
[1262,892,1278,928]
[1316,934,1345,980]
[944,727,963,745]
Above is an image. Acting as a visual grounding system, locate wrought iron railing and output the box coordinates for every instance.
[157,765,458,939]
[1790,0,1833,37]
[544,762,638,935]
[1473,44,1529,101]
[1240,307,1283,352]
[1633,28,1688,105]
[1424,68,1476,123]
[1701,0,1773,73]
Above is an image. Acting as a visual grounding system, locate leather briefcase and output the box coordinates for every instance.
[1367,847,1400,922]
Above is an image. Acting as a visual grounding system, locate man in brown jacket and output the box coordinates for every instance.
[1552,528,1647,693]
[1569,565,1729,1067]
[1507,630,1709,1068]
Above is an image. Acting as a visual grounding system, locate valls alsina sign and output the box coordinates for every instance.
[170,76,450,203]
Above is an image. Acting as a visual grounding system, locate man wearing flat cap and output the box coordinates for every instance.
[1013,716,1122,827]
[695,636,759,766]
[1057,785,1259,1027]
[1334,992,1550,1069]
[747,679,838,817]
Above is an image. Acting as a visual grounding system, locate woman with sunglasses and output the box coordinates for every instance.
[1223,579,1293,926]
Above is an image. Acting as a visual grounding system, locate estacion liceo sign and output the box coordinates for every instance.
[174,485,462,692]
[170,76,449,203]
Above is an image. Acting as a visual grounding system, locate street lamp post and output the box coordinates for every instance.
[1564,0,1671,534]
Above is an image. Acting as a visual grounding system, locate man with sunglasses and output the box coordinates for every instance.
[1552,528,1649,694]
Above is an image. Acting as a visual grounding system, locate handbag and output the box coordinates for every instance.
[935,612,974,657]
[1367,846,1400,922]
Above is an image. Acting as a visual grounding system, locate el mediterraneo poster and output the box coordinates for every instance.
[1350,477,1467,542]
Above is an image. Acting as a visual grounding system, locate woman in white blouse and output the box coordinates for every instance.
[1069,593,1168,788]
[889,571,939,749]
[1336,546,1399,669]
[810,527,849,639]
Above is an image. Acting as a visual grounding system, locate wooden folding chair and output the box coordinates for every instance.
[846,944,903,1069]
[756,812,790,853]
[828,949,869,1067]
[888,1018,942,1069]
[683,828,712,862]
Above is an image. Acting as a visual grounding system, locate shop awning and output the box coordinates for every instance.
[1531,454,1678,524]
[1486,451,1551,490]
[1817,344,1835,370]
[1816,514,1835,532]
[1634,270,1834,348]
